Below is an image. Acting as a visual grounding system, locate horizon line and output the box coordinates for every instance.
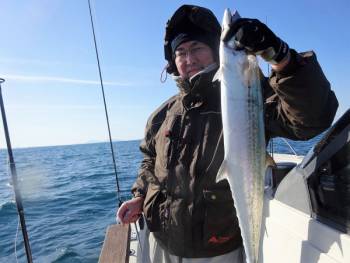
[0,138,142,150]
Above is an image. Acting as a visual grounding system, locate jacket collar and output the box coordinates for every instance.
[174,64,219,110]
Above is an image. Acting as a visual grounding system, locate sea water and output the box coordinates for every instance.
[0,136,321,262]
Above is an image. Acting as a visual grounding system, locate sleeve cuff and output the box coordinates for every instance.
[273,49,306,77]
[132,190,146,199]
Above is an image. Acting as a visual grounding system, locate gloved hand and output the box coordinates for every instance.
[222,18,289,64]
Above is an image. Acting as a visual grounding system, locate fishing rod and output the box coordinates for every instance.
[0,78,33,263]
[87,1,144,252]
[87,0,122,207]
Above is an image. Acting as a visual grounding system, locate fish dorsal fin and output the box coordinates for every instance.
[216,160,229,183]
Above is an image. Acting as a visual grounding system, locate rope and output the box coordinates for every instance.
[87,0,122,206]
[160,64,168,83]
[14,215,20,263]
[281,138,299,156]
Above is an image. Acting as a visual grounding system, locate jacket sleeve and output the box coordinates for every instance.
[131,127,156,198]
[264,49,338,140]
[131,96,176,198]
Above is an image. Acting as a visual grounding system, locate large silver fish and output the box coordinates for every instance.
[216,9,266,263]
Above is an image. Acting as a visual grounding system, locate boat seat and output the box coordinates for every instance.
[271,162,297,189]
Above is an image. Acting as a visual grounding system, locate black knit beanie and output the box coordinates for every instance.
[171,31,217,54]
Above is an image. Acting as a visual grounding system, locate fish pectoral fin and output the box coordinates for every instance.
[265,152,277,168]
[212,69,221,83]
[216,160,229,183]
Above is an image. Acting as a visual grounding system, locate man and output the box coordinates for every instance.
[117,4,338,262]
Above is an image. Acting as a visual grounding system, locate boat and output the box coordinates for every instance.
[98,109,350,263]
[260,109,350,263]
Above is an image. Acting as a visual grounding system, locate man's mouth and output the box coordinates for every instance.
[187,67,202,76]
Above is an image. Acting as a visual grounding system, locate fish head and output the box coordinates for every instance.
[222,8,232,35]
[221,9,241,49]
[213,8,245,83]
[221,9,234,49]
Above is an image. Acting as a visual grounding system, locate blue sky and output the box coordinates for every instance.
[0,0,349,148]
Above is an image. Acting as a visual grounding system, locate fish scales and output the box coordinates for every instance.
[216,9,266,263]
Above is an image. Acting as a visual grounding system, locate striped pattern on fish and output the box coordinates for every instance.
[216,9,266,263]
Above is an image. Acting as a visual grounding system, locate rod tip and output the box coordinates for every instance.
[0,78,5,84]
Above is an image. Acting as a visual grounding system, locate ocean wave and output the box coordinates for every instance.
[0,200,16,213]
[51,247,81,263]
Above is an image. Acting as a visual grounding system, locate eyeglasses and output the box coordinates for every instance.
[174,45,211,61]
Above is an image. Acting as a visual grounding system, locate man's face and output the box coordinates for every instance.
[174,40,215,79]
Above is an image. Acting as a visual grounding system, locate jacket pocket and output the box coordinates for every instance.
[143,184,169,232]
[202,187,241,249]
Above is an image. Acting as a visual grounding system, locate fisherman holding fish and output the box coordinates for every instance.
[117,4,338,263]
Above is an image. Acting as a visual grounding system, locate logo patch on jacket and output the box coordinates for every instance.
[208,235,233,244]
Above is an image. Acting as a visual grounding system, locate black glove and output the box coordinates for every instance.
[222,18,289,64]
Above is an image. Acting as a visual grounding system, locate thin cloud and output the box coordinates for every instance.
[2,74,132,87]
[7,104,104,110]
[0,57,66,67]
[7,104,149,111]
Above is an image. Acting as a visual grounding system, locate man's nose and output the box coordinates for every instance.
[185,51,196,64]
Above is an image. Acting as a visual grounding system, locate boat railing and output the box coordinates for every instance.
[98,224,131,263]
